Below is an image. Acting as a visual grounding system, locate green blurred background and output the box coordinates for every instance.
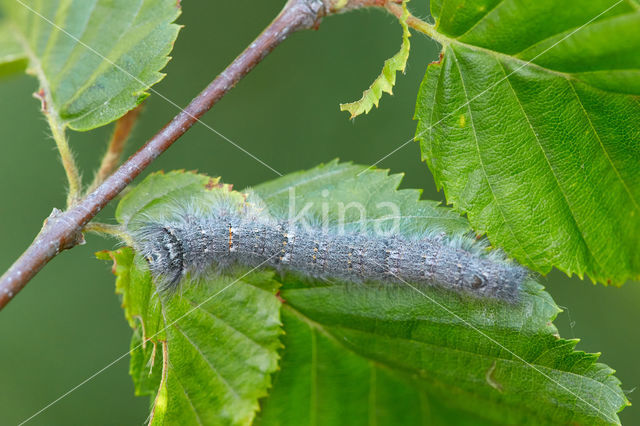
[0,1,638,424]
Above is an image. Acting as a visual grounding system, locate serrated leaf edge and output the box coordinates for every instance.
[339,0,411,118]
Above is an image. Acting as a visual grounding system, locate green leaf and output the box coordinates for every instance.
[102,162,627,424]
[251,161,627,425]
[0,22,27,77]
[99,171,283,426]
[0,0,181,131]
[414,0,640,284]
[339,0,411,118]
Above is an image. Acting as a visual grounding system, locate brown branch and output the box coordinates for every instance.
[0,0,397,310]
[88,104,144,193]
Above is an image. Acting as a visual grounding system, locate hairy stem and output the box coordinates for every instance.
[385,2,445,43]
[48,117,83,207]
[0,0,394,310]
[14,29,84,207]
[88,104,144,193]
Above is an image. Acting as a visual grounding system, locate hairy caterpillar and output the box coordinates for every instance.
[129,194,527,303]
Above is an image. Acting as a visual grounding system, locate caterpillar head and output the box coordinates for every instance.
[132,224,185,292]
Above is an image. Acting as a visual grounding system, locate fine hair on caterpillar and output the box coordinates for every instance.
[128,189,529,303]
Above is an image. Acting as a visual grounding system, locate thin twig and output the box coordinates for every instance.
[88,104,144,194]
[0,0,395,310]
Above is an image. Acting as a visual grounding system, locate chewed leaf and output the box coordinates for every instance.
[100,161,627,424]
[252,162,629,425]
[100,172,283,426]
[339,0,411,118]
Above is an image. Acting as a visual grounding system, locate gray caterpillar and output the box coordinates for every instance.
[131,202,527,303]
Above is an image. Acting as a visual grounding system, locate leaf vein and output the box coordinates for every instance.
[284,304,618,403]
[171,323,242,400]
[427,61,442,165]
[494,57,603,273]
[566,78,640,213]
[368,363,377,426]
[512,7,637,58]
[184,298,274,352]
[310,326,318,426]
[170,364,206,426]
[449,46,539,270]
[60,0,147,109]
[453,0,507,39]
